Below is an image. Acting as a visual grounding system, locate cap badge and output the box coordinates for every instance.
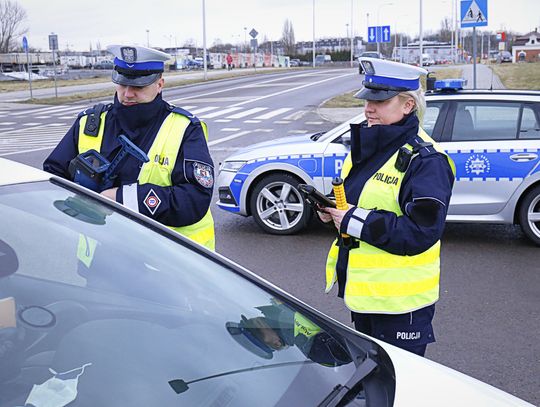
[120,47,137,63]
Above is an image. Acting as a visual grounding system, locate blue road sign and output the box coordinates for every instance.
[461,0,488,28]
[381,25,391,43]
[22,36,28,51]
[368,25,391,43]
[368,26,377,43]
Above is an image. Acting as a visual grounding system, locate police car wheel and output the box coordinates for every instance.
[518,185,540,246]
[250,173,312,235]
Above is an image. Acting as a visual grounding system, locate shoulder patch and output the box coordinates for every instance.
[193,162,214,188]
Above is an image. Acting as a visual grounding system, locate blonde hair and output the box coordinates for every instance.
[397,87,426,124]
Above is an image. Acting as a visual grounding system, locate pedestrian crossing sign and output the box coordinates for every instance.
[461,0,488,28]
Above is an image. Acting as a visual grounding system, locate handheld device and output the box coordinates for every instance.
[298,184,336,208]
[69,134,149,192]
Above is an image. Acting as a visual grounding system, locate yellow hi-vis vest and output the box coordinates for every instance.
[78,111,215,251]
[325,128,455,314]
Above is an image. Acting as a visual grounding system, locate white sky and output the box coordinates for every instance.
[19,0,540,51]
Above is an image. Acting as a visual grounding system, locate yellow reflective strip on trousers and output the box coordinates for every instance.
[78,113,107,153]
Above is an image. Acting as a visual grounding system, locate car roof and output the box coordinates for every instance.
[426,89,540,98]
[0,158,50,186]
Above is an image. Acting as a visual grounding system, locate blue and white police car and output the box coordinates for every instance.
[216,80,540,245]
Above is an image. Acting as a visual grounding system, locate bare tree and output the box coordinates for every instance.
[0,0,27,52]
[281,19,296,56]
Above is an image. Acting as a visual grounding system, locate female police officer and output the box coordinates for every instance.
[320,58,455,356]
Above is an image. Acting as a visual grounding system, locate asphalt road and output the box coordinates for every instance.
[1,67,538,405]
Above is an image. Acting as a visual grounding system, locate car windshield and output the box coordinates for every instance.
[0,180,393,406]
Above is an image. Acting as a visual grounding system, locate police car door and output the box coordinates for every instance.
[320,122,354,195]
[442,99,540,216]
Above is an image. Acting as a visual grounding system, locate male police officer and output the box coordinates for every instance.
[44,45,215,250]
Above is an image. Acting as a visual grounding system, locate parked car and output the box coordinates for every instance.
[289,58,301,67]
[216,81,540,245]
[497,51,512,63]
[93,60,114,70]
[358,52,382,74]
[0,157,534,406]
[422,53,436,66]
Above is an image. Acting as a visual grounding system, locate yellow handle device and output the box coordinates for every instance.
[332,177,349,238]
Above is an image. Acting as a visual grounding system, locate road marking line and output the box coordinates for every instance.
[305,121,323,125]
[190,106,220,114]
[226,107,267,119]
[284,110,307,120]
[273,120,291,124]
[0,122,16,125]
[243,119,261,123]
[253,107,293,120]
[208,130,252,146]
[288,130,308,134]
[199,107,242,119]
[221,128,241,132]
[214,119,231,123]
[22,123,42,126]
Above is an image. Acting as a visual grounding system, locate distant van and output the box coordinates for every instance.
[315,54,332,66]
[422,54,435,66]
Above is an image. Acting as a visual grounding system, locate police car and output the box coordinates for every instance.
[216,80,540,245]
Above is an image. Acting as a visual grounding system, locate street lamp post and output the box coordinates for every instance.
[244,26,247,68]
[146,29,150,47]
[377,2,393,54]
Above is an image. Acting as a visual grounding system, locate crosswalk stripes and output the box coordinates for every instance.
[0,124,70,155]
[2,103,309,125]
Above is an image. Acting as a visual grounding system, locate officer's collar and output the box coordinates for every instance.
[350,113,419,165]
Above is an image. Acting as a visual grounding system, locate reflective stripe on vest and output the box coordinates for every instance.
[78,111,215,251]
[325,128,454,314]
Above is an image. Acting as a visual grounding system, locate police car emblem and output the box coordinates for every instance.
[193,162,213,188]
[143,189,161,215]
[465,154,491,176]
[120,47,137,63]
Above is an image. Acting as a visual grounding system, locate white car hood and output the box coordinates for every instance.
[0,158,50,186]
[378,340,533,406]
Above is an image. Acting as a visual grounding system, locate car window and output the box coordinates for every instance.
[519,105,540,139]
[423,102,444,137]
[0,180,381,406]
[451,101,521,141]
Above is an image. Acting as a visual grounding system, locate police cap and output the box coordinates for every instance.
[107,45,171,87]
[355,58,428,101]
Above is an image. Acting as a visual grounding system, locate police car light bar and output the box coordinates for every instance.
[434,78,467,91]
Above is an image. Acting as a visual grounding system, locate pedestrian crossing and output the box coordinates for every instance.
[0,102,321,156]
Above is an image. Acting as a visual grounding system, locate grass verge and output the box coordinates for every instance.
[489,62,540,89]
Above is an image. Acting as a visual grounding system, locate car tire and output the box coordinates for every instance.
[518,185,540,246]
[249,173,312,235]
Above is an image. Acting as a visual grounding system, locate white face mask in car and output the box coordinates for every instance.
[24,363,92,407]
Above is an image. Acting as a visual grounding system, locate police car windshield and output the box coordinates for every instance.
[0,180,395,406]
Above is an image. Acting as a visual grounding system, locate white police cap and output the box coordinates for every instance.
[355,58,428,101]
[106,45,171,87]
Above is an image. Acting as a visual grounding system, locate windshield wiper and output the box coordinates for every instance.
[317,351,378,407]
[310,132,326,141]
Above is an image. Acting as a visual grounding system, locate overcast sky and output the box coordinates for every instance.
[19,0,540,51]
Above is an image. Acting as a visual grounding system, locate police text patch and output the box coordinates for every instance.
[143,189,161,215]
[193,162,214,188]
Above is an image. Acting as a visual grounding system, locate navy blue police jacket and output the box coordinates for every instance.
[43,93,213,227]
[335,113,455,298]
